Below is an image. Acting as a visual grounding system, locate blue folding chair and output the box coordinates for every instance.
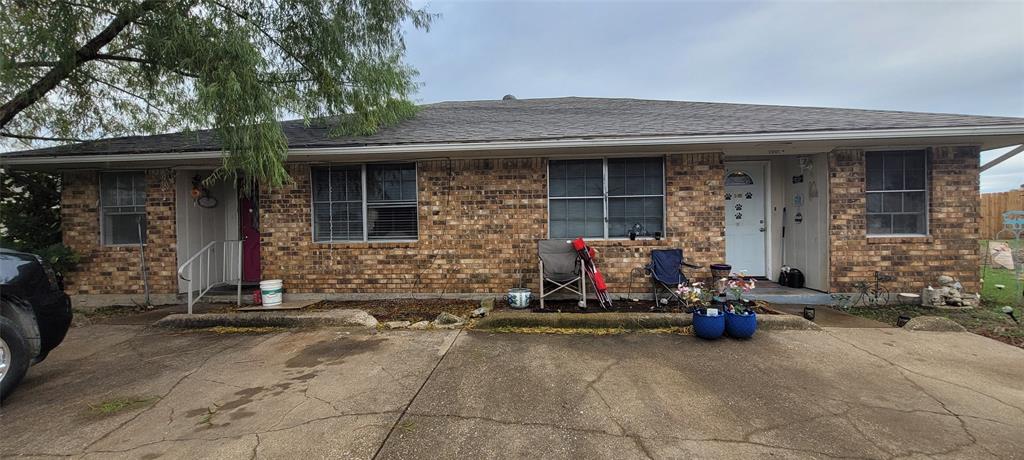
[646,249,701,308]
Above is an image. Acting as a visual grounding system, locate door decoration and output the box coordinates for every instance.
[735,212,743,220]
[725,171,754,186]
[190,175,218,208]
[725,193,732,200]
[735,203,743,211]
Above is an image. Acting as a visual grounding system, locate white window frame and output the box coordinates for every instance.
[99,171,147,246]
[547,157,666,240]
[865,150,929,237]
[309,163,419,243]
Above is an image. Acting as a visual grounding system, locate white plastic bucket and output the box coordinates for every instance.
[260,279,283,306]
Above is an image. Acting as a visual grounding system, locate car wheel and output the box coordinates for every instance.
[1,317,31,402]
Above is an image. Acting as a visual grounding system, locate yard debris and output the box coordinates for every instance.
[409,321,431,330]
[470,307,488,318]
[385,321,412,329]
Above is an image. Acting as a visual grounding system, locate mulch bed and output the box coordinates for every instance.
[496,299,782,315]
[315,298,479,323]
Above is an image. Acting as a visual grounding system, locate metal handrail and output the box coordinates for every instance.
[177,239,243,314]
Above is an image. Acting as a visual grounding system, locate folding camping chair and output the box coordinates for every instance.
[538,239,585,309]
[646,249,701,308]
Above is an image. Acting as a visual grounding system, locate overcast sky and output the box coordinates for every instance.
[404,0,1024,192]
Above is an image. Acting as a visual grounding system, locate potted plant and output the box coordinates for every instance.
[679,282,725,339]
[724,273,757,339]
[678,281,713,312]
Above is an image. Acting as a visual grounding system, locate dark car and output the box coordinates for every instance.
[1,248,72,401]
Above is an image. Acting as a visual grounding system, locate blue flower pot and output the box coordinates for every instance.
[725,310,757,339]
[693,308,725,340]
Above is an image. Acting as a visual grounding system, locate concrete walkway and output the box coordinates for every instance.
[1,323,1022,459]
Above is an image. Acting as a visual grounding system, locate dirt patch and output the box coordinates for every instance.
[315,298,478,322]
[847,303,1024,349]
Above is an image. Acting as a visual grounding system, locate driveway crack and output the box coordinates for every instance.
[371,329,463,459]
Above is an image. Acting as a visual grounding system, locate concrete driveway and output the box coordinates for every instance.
[1,322,1022,459]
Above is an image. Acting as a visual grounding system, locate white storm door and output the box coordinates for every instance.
[724,162,767,276]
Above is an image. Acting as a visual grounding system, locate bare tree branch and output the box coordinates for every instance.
[0,131,87,142]
[206,0,321,79]
[0,0,161,129]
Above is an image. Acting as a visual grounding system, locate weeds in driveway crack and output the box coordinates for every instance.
[87,396,160,416]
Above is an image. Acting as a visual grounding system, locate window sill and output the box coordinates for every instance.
[312,239,418,248]
[866,235,933,244]
[574,238,672,246]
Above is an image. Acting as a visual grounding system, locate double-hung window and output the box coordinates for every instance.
[865,150,927,235]
[100,171,147,245]
[548,157,664,239]
[311,163,418,242]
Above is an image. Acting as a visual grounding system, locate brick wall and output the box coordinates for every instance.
[829,146,981,293]
[259,153,726,295]
[61,169,178,296]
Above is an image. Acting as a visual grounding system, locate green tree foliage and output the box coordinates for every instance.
[0,169,61,249]
[0,0,432,187]
[0,169,78,274]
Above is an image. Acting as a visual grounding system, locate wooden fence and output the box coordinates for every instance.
[981,188,1024,239]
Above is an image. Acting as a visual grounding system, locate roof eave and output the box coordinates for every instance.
[4,124,1024,168]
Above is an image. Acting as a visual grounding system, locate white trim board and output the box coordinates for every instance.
[4,125,1024,167]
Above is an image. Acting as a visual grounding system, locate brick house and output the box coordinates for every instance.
[4,97,1023,307]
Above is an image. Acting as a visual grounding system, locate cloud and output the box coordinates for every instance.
[404,1,1023,191]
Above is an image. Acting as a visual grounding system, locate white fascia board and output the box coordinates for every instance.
[4,124,1024,166]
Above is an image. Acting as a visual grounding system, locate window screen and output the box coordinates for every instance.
[548,158,665,239]
[312,166,363,242]
[311,164,418,242]
[366,164,417,240]
[865,151,927,235]
[100,172,146,245]
[607,158,664,238]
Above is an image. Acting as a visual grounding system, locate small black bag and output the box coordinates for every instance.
[778,270,790,286]
[786,268,805,288]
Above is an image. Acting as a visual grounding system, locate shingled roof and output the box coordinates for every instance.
[5,97,1024,158]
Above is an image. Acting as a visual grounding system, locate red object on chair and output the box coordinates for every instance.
[572,237,612,309]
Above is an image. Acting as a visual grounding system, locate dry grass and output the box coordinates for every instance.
[486,326,694,335]
[88,396,159,416]
[316,298,478,322]
[200,326,287,334]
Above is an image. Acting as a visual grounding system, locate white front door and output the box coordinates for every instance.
[724,162,767,276]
